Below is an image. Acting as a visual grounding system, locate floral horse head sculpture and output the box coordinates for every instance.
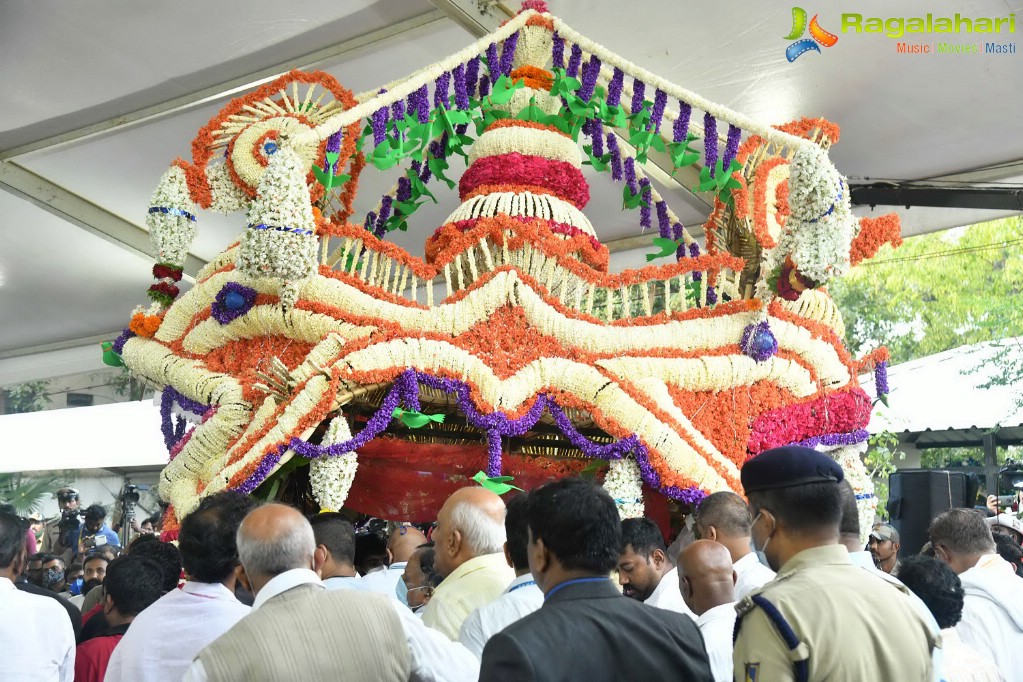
[117,6,899,539]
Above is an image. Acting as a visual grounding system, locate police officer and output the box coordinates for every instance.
[733,446,936,681]
[40,487,80,565]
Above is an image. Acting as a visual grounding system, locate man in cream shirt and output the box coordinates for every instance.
[422,487,515,640]
[694,491,775,599]
[617,518,694,617]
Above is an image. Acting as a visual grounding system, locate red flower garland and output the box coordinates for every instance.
[459,153,590,208]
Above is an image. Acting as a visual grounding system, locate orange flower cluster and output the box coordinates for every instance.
[854,346,890,373]
[485,118,569,138]
[850,213,902,265]
[180,70,359,208]
[751,157,789,249]
[129,313,163,338]
[775,117,841,145]
[509,65,554,91]
[204,336,314,405]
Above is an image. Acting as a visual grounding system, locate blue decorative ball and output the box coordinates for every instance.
[263,141,278,156]
[224,291,247,311]
[751,330,776,356]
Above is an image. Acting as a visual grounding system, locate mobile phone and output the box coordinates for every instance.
[997,495,1017,506]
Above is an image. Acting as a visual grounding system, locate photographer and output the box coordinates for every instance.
[72,505,120,559]
[41,487,81,564]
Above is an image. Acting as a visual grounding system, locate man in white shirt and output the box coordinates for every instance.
[459,493,542,657]
[694,491,775,599]
[104,491,257,682]
[617,517,694,617]
[0,509,75,682]
[362,524,428,599]
[309,512,364,591]
[930,508,1023,678]
[678,540,736,682]
[422,487,515,640]
[184,503,479,682]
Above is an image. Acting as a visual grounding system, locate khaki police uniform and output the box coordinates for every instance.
[733,544,936,682]
[39,518,74,564]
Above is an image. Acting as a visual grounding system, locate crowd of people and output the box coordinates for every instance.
[2,445,1022,681]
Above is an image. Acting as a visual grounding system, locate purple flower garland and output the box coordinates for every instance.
[606,133,623,181]
[236,369,707,502]
[453,63,469,111]
[552,32,565,70]
[465,57,481,96]
[433,72,451,110]
[673,101,692,143]
[703,112,719,176]
[639,179,652,230]
[373,196,393,238]
[793,429,870,450]
[722,124,742,170]
[499,31,519,76]
[578,55,601,103]
[874,361,889,397]
[650,89,667,132]
[590,117,605,158]
[624,157,639,197]
[630,79,646,116]
[606,68,624,108]
[325,131,343,173]
[485,42,500,78]
[566,44,582,78]
[656,201,671,240]
[371,104,389,146]
[111,328,135,355]
[160,388,211,453]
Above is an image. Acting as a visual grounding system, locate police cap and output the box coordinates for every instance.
[741,446,844,493]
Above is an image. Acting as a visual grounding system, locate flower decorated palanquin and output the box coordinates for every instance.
[116,3,900,538]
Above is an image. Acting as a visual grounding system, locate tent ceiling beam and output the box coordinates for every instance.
[850,183,1023,211]
[0,9,449,161]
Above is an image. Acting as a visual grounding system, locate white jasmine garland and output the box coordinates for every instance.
[821,441,877,547]
[207,161,249,214]
[310,415,359,512]
[238,147,318,287]
[604,458,645,519]
[147,165,198,267]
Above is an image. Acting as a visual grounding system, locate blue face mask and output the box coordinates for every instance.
[750,512,773,570]
[395,576,409,606]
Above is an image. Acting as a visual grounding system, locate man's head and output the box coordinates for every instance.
[354,533,388,576]
[39,554,66,592]
[310,513,357,578]
[387,524,429,565]
[617,517,671,601]
[83,504,107,534]
[987,513,1023,546]
[0,511,28,580]
[527,478,620,593]
[694,491,754,562]
[433,487,507,578]
[66,561,83,585]
[179,491,257,587]
[837,480,863,552]
[400,543,439,610]
[102,555,164,626]
[27,552,46,586]
[868,523,901,567]
[895,555,964,629]
[929,508,996,575]
[128,539,182,593]
[741,446,844,572]
[678,540,736,616]
[56,487,80,512]
[82,552,110,593]
[503,493,530,574]
[236,503,317,595]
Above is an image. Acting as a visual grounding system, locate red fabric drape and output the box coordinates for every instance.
[344,438,592,522]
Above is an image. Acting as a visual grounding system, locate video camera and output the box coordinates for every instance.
[57,508,82,534]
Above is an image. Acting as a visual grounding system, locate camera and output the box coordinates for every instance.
[57,508,82,534]
[121,484,140,505]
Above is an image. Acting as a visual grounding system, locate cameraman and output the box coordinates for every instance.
[41,487,81,564]
[73,505,120,559]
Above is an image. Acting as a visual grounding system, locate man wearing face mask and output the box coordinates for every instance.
[38,554,67,593]
[399,544,440,613]
[733,446,937,681]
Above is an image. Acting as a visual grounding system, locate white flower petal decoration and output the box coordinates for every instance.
[147,165,197,267]
[310,415,359,512]
[604,458,645,519]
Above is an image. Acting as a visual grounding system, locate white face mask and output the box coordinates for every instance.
[750,512,772,569]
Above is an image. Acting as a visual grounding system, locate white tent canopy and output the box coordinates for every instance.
[0,400,168,473]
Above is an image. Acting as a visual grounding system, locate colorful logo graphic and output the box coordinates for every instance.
[785,7,839,61]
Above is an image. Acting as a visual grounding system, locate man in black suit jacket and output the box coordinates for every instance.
[479,478,712,681]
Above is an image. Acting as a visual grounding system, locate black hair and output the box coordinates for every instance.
[896,555,964,629]
[504,493,531,571]
[528,478,620,574]
[39,553,64,568]
[0,503,16,516]
[415,543,437,577]
[84,504,107,523]
[354,533,387,572]
[103,555,164,616]
[620,517,666,559]
[127,539,182,593]
[178,491,258,583]
[992,533,1023,577]
[748,481,842,532]
[928,509,996,556]
[695,491,753,537]
[129,533,159,551]
[83,552,110,570]
[309,513,357,565]
[837,480,860,538]
[28,552,47,564]
[0,511,26,569]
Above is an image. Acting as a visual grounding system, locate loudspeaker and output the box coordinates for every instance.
[886,469,969,556]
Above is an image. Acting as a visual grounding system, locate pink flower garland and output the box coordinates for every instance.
[747,388,872,456]
[458,152,590,208]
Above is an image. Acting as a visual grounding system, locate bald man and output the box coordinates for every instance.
[422,488,515,640]
[361,524,428,601]
[678,540,737,682]
[185,504,481,682]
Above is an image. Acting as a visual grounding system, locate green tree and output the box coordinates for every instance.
[0,472,70,515]
[1,380,52,414]
[830,217,1023,365]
